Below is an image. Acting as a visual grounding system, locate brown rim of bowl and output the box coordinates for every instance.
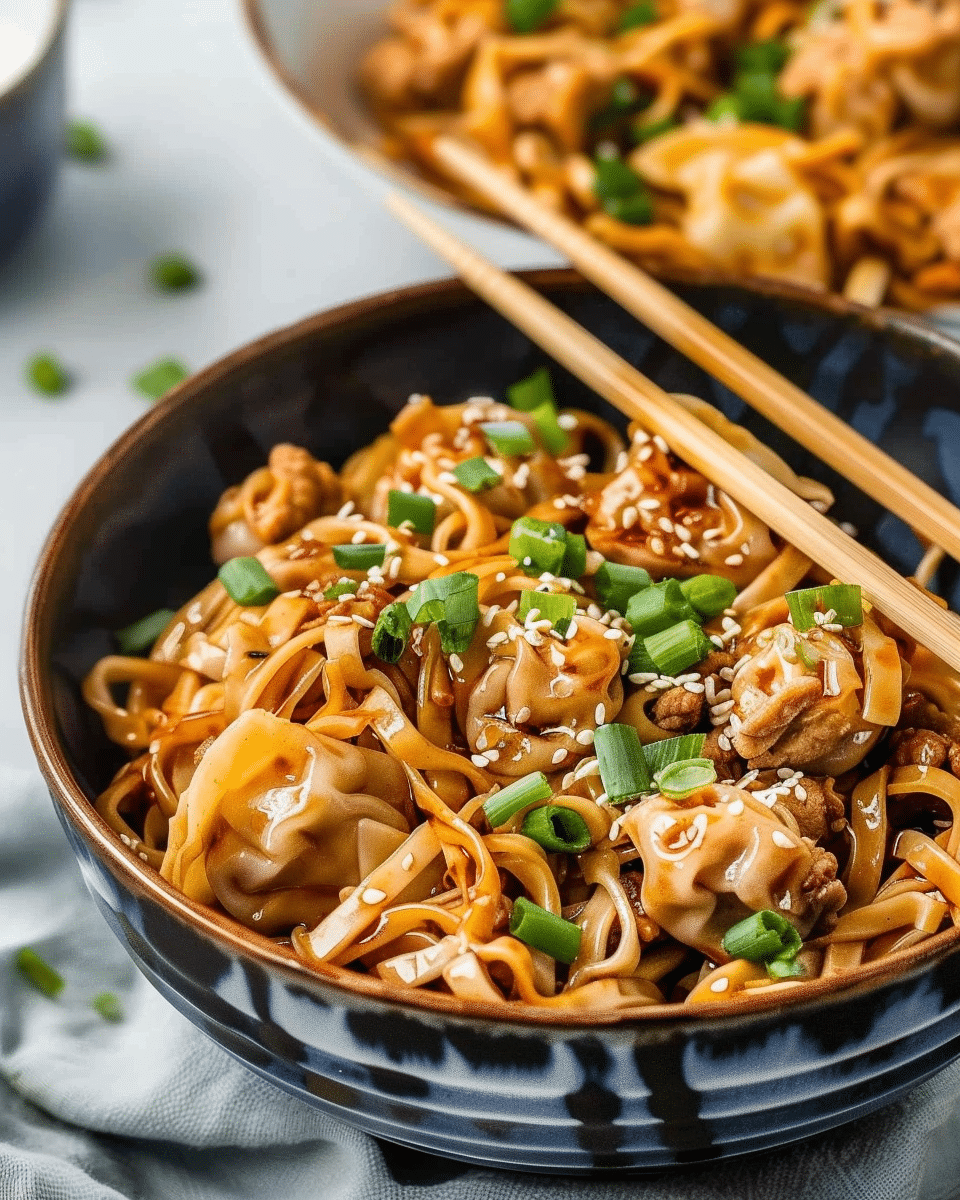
[0,0,70,108]
[239,0,515,225]
[19,266,960,1031]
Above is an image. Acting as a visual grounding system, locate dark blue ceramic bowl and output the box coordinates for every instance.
[0,0,68,266]
[19,270,960,1173]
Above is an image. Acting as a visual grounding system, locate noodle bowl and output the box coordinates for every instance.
[81,377,960,1014]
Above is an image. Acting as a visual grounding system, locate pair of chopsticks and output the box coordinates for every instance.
[386,139,960,674]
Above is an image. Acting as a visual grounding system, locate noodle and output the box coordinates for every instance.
[357,0,960,309]
[82,385,960,1012]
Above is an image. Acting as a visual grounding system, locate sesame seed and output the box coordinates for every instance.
[515,705,532,724]
[683,681,705,694]
[653,435,670,454]
[679,543,700,559]
[622,506,638,529]
[350,530,367,545]
[449,653,464,674]
[576,728,595,745]
[771,830,794,850]
[718,734,732,751]
[487,632,508,648]
[674,524,692,543]
[336,501,356,518]
[353,615,375,629]
[603,628,622,640]
[724,554,744,567]
[657,516,674,534]
[471,754,489,768]
[361,888,387,904]
[740,542,750,555]
[616,451,629,472]
[727,799,744,816]
[434,554,450,566]
[557,413,578,430]
[484,749,500,762]
[552,747,568,765]
[401,854,415,871]
[710,977,730,993]
[595,703,606,724]
[638,498,661,510]
[650,537,665,555]
[638,446,653,462]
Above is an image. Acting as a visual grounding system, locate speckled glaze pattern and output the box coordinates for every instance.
[0,3,68,266]
[20,272,960,1173]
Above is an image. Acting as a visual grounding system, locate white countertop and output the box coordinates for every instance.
[0,0,561,771]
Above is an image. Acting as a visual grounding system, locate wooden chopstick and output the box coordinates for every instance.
[387,192,960,673]
[431,135,960,569]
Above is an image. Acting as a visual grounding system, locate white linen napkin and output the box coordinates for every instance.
[2,763,960,1200]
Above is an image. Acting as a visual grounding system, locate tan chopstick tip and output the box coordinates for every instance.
[386,191,960,675]
[431,135,960,571]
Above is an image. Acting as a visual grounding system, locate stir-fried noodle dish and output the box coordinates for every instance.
[358,0,960,310]
[84,377,960,1012]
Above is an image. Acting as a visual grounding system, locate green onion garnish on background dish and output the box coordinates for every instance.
[509,896,582,964]
[26,353,70,397]
[678,574,737,619]
[92,992,123,1022]
[149,252,201,292]
[132,358,189,400]
[406,571,480,654]
[593,151,654,225]
[518,589,577,636]
[218,557,279,606]
[115,608,176,656]
[509,516,569,576]
[588,77,651,135]
[387,489,436,535]
[324,581,357,601]
[16,948,64,999]
[483,771,553,828]
[642,733,707,778]
[560,532,587,580]
[65,119,107,162]
[594,561,651,613]
[372,602,413,664]
[618,0,657,30]
[707,94,743,121]
[632,115,679,144]
[595,722,652,803]
[505,0,559,34]
[786,583,862,632]
[707,40,803,131]
[453,456,502,493]
[507,367,569,455]
[721,909,803,977]
[331,543,387,571]
[521,805,591,854]
[735,39,792,74]
[481,420,536,458]
[655,757,717,799]
[640,618,714,677]
[626,579,698,637]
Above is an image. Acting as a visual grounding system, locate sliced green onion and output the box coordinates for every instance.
[735,71,804,131]
[626,579,698,637]
[331,543,386,571]
[642,733,707,778]
[132,358,189,400]
[618,0,657,30]
[507,366,554,412]
[707,94,742,122]
[406,572,480,655]
[26,353,70,396]
[149,252,201,291]
[530,400,570,455]
[603,190,654,225]
[372,602,413,664]
[453,457,502,493]
[505,0,559,34]
[481,420,536,458]
[632,115,679,144]
[66,119,107,162]
[521,805,591,853]
[483,771,553,827]
[593,152,645,201]
[721,909,802,964]
[324,581,357,601]
[595,722,652,803]
[509,896,582,964]
[387,489,436,535]
[786,584,862,632]
[16,948,64,999]
[735,39,791,75]
[92,992,123,1022]
[594,561,651,613]
[642,618,714,676]
[628,638,658,675]
[509,516,568,576]
[679,574,738,619]
[218,557,279,606]
[766,956,805,980]
[560,532,587,580]
[518,590,577,636]
[795,638,819,671]
[655,757,717,799]
[116,608,176,656]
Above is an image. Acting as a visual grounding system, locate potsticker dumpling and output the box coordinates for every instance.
[620,785,846,961]
[161,710,413,934]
